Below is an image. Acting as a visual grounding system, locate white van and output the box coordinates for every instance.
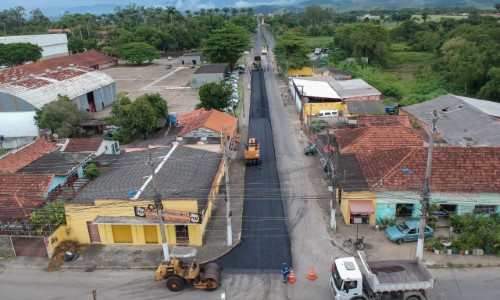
[314,48,321,55]
[318,110,339,118]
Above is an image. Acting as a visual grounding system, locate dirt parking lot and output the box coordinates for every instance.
[101,57,200,116]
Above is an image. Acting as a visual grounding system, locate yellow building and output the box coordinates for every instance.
[339,190,377,226]
[64,145,224,246]
[288,66,314,77]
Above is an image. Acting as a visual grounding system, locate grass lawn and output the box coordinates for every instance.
[386,43,436,95]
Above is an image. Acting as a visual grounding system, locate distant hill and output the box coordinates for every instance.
[40,0,498,19]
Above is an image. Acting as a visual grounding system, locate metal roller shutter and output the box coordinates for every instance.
[112,225,133,243]
[144,225,158,244]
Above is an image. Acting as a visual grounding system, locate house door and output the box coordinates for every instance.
[87,222,101,243]
[192,59,196,66]
[175,225,189,244]
[143,225,158,244]
[112,225,133,243]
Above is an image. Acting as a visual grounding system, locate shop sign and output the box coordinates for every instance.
[134,205,202,224]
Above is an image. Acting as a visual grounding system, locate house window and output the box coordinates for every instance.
[474,205,496,214]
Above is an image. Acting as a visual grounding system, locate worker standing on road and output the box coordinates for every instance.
[281,263,291,283]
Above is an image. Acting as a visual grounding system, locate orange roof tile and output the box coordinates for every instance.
[334,126,425,153]
[0,173,54,221]
[177,109,206,125]
[356,147,500,193]
[63,138,103,153]
[177,109,238,137]
[0,139,57,173]
[0,50,117,84]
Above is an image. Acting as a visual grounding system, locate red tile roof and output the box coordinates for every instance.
[63,138,103,153]
[177,109,238,137]
[0,139,57,174]
[0,50,116,84]
[356,147,500,193]
[0,173,54,221]
[177,109,205,125]
[334,126,425,153]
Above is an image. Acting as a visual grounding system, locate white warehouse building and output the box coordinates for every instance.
[0,34,69,59]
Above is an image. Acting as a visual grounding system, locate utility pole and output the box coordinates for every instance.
[327,127,336,232]
[149,152,170,261]
[223,135,233,246]
[416,110,438,260]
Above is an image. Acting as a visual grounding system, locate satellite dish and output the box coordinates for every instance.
[53,134,59,139]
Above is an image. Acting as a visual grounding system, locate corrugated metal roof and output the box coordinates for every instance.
[0,50,116,84]
[454,95,500,117]
[0,34,67,47]
[329,79,381,99]
[0,68,114,109]
[345,100,385,115]
[292,78,340,99]
[194,64,227,74]
[402,94,500,146]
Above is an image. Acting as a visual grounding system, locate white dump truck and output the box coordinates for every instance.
[330,251,434,300]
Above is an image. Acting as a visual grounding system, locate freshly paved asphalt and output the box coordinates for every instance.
[214,69,292,271]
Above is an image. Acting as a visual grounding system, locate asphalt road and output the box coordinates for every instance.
[430,267,500,300]
[214,67,292,271]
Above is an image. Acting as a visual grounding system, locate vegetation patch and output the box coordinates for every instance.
[46,240,82,272]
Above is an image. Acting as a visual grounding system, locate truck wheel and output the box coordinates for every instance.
[396,238,404,245]
[166,276,185,292]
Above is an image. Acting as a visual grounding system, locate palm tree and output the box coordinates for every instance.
[166,6,176,24]
[222,7,229,20]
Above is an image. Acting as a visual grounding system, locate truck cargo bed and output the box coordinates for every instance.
[358,251,434,293]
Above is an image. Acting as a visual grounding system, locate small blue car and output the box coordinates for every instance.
[385,220,434,245]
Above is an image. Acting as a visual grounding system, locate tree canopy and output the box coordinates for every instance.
[34,95,88,137]
[274,31,310,72]
[118,42,160,64]
[201,23,251,69]
[106,93,168,141]
[198,81,233,111]
[0,42,42,66]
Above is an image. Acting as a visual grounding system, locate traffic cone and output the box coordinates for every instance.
[306,266,317,281]
[288,268,296,283]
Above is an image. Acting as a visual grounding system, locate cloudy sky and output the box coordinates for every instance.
[0,0,298,11]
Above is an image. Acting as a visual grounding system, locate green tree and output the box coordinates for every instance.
[440,37,483,94]
[477,67,500,102]
[34,95,88,137]
[201,23,251,69]
[142,93,168,119]
[410,31,440,51]
[107,93,168,140]
[68,37,86,53]
[274,31,310,72]
[0,42,42,66]
[118,42,159,64]
[28,200,66,235]
[336,23,390,65]
[198,81,233,111]
[83,163,101,180]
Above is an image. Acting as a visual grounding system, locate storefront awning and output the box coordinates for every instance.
[349,200,374,214]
